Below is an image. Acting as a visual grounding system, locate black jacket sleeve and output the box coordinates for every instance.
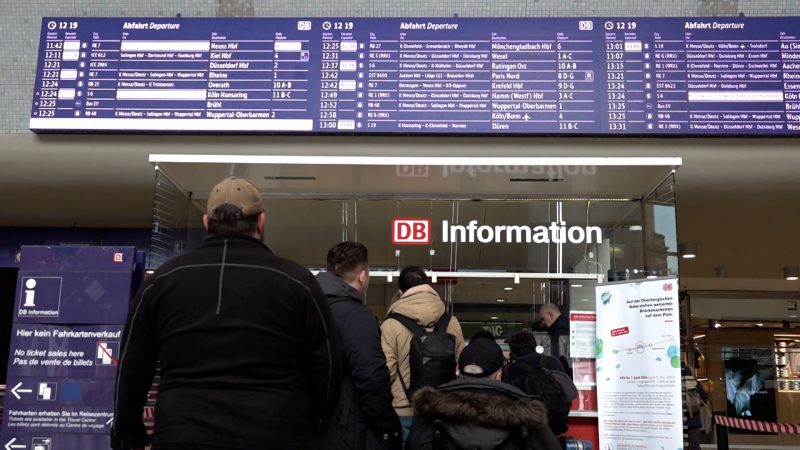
[342,305,402,436]
[405,415,434,450]
[302,272,343,430]
[110,280,159,450]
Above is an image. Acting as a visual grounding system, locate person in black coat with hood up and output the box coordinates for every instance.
[314,241,402,450]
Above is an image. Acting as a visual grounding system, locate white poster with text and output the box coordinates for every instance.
[596,278,682,450]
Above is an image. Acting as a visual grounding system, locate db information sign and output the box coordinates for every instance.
[392,218,430,245]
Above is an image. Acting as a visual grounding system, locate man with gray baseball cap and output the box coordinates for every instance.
[112,177,342,450]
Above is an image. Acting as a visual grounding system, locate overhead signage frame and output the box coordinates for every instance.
[30,17,800,135]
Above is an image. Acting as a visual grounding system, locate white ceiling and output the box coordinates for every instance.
[1,134,798,225]
[152,154,680,200]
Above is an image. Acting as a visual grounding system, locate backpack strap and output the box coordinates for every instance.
[387,312,424,401]
[395,363,412,402]
[387,312,426,335]
[434,312,452,333]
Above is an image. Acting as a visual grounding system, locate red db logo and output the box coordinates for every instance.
[392,218,430,245]
[396,165,429,177]
[663,283,673,291]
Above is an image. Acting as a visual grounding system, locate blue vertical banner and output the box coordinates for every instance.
[2,246,135,450]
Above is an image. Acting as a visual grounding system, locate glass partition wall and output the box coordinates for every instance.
[149,168,678,333]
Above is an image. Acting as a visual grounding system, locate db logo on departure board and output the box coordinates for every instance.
[392,218,430,245]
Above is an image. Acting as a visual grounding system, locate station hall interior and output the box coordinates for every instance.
[1,1,800,449]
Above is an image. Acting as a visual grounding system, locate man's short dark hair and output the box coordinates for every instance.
[206,204,259,237]
[326,241,368,282]
[507,331,538,359]
[399,266,427,292]
[469,330,496,343]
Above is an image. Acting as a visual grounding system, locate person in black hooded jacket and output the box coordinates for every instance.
[406,335,561,450]
[314,241,402,450]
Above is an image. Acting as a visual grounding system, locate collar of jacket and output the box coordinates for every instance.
[385,284,444,326]
[516,352,542,364]
[547,314,569,335]
[203,234,274,253]
[411,378,548,428]
[315,271,363,302]
[400,283,438,299]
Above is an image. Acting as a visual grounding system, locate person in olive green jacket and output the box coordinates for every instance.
[380,266,465,441]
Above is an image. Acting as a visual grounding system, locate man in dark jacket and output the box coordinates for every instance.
[503,331,574,387]
[538,303,571,371]
[502,331,578,436]
[314,241,402,450]
[406,335,561,450]
[111,177,342,450]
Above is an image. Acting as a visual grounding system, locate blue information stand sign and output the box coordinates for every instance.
[1,246,136,450]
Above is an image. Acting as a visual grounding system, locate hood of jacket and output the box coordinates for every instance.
[412,379,548,428]
[385,284,444,327]
[411,379,548,449]
[316,271,363,303]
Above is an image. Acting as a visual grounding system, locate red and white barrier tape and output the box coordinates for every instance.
[715,415,800,434]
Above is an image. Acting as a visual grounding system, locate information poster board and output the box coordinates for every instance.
[570,311,598,412]
[570,310,596,359]
[1,246,135,450]
[595,277,682,450]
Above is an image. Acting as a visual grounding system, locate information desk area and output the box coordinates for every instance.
[147,154,683,448]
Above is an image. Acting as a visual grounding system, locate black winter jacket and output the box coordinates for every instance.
[313,272,401,450]
[406,378,562,450]
[111,236,342,450]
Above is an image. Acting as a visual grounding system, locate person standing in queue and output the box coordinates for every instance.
[314,241,402,450]
[538,303,571,371]
[380,266,465,442]
[111,177,342,450]
[405,334,562,450]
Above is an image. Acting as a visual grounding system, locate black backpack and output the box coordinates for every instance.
[388,312,456,399]
[513,358,572,435]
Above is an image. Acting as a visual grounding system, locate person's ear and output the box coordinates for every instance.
[257,211,266,234]
[357,268,368,286]
[202,214,210,231]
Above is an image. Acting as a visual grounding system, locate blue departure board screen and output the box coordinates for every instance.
[30,17,800,135]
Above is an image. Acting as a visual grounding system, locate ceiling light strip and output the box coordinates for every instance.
[149,154,683,167]
[362,270,598,280]
[191,192,637,202]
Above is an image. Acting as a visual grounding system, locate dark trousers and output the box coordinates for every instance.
[687,427,701,450]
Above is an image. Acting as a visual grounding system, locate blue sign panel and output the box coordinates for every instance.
[14,246,134,324]
[8,324,123,379]
[2,247,136,450]
[29,17,800,135]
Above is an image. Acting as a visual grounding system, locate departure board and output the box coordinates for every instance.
[29,17,800,135]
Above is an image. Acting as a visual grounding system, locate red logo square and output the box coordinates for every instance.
[392,218,431,245]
